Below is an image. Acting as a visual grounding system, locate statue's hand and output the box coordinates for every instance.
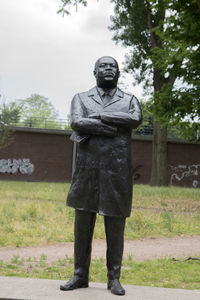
[88,113,101,119]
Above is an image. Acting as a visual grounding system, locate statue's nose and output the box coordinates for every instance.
[105,65,112,71]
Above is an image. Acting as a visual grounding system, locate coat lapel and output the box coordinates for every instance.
[104,88,124,108]
[88,87,102,106]
[88,87,124,108]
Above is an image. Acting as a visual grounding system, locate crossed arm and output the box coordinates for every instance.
[70,93,142,138]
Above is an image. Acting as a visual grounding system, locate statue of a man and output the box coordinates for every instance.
[60,56,142,295]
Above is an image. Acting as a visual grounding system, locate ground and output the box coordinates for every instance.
[0,236,200,263]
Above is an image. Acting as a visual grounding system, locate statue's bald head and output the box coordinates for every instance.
[94,56,119,73]
[93,56,120,89]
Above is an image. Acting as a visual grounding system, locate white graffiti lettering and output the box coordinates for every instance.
[0,159,34,175]
[169,164,200,188]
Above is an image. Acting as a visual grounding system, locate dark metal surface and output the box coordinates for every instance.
[63,57,142,293]
[67,57,142,218]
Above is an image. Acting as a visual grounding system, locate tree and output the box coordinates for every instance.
[58,0,170,185]
[0,101,21,149]
[19,93,58,119]
[153,0,200,141]
[109,0,191,186]
[134,100,153,135]
[18,94,60,129]
[58,0,200,185]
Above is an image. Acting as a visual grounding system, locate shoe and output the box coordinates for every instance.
[60,275,89,291]
[107,279,125,296]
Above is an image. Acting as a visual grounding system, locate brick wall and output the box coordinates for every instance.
[0,128,199,187]
[0,128,72,182]
[132,138,152,184]
[168,141,200,188]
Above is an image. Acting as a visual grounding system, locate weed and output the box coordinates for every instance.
[2,205,15,219]
[10,256,20,264]
[161,211,174,232]
[4,224,14,233]
[40,254,47,261]
[39,261,47,268]
[26,257,32,262]
[127,254,134,262]
[161,201,167,207]
[27,205,38,219]
[57,258,67,266]
[14,235,24,248]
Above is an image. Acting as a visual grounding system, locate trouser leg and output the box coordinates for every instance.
[104,216,126,281]
[74,209,96,280]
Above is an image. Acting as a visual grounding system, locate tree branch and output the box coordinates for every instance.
[197,0,200,14]
[145,0,156,48]
[172,257,200,262]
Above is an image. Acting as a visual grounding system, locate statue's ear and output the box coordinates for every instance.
[118,70,121,78]
[93,70,96,77]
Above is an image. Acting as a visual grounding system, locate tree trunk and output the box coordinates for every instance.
[150,119,168,186]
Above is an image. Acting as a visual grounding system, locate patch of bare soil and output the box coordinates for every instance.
[0,236,200,263]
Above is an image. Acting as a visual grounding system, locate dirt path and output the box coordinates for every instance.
[1,236,200,263]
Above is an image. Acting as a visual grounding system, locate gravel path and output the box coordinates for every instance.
[1,236,200,263]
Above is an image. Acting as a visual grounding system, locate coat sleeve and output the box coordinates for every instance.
[70,94,117,137]
[100,95,142,129]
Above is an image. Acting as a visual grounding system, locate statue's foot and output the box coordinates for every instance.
[60,275,88,291]
[108,279,125,296]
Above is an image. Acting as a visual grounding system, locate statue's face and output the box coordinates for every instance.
[94,56,120,89]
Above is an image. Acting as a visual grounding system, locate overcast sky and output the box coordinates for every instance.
[0,0,143,118]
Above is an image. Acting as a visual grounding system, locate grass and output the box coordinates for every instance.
[0,255,200,290]
[133,185,200,212]
[0,180,200,289]
[0,181,200,246]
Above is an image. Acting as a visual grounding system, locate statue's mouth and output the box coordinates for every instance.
[104,72,115,77]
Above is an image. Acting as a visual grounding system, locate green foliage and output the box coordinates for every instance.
[0,125,11,150]
[18,94,61,129]
[0,102,21,149]
[0,102,21,124]
[58,0,200,142]
[19,93,58,120]
[151,0,200,141]
[135,100,153,134]
[57,0,88,15]
[109,0,199,127]
[108,0,200,184]
[110,0,153,86]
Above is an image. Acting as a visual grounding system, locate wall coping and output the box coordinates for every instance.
[12,127,199,145]
[12,127,72,136]
[131,133,196,144]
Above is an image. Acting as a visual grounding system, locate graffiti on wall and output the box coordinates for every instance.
[133,165,143,181]
[169,164,200,188]
[0,159,34,175]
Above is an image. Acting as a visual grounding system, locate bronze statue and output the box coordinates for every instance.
[60,56,142,295]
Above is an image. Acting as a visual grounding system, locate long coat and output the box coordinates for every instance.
[67,86,142,218]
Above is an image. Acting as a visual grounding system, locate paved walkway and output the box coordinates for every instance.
[0,277,200,300]
[1,236,200,263]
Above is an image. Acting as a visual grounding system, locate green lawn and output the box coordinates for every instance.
[0,181,200,247]
[0,180,200,289]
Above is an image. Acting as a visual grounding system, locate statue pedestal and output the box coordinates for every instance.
[0,276,200,300]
